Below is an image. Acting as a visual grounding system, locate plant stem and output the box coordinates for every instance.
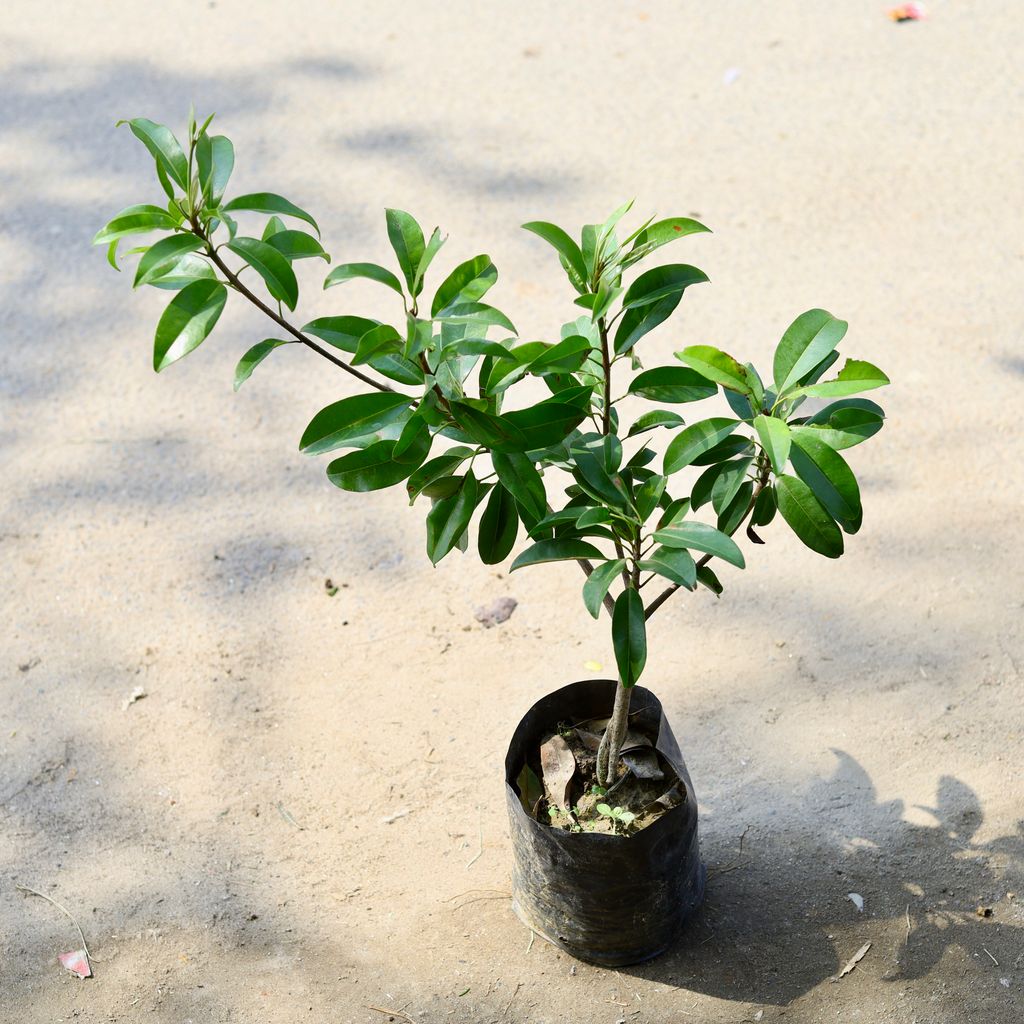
[596,675,633,787]
[196,226,399,395]
[598,317,613,434]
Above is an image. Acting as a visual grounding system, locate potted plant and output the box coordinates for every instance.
[95,112,890,966]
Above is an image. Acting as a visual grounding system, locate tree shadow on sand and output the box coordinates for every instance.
[619,749,1023,1006]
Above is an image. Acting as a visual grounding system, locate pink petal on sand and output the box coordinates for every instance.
[58,948,92,979]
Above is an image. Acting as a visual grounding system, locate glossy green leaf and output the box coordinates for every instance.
[675,345,751,395]
[431,255,497,316]
[612,589,646,688]
[788,359,890,399]
[491,452,547,522]
[621,264,709,309]
[327,441,416,492]
[133,234,202,287]
[426,471,485,564]
[118,118,188,189]
[233,338,291,390]
[510,538,604,571]
[528,335,592,375]
[504,400,587,452]
[789,430,862,533]
[636,475,666,521]
[801,399,885,450]
[753,414,791,474]
[413,226,445,297]
[775,474,844,557]
[626,409,685,437]
[717,480,754,535]
[695,564,723,596]
[626,217,710,264]
[196,133,234,204]
[582,558,625,619]
[146,252,216,290]
[406,447,474,503]
[639,546,697,589]
[152,279,227,371]
[300,392,412,455]
[353,324,403,366]
[664,418,740,474]
[226,237,299,310]
[302,315,380,353]
[262,230,329,263]
[224,193,320,236]
[690,434,753,466]
[93,204,179,245]
[653,520,745,568]
[521,221,588,288]
[629,366,717,404]
[711,457,754,514]
[752,484,777,526]
[324,262,403,295]
[571,448,630,508]
[436,302,516,334]
[773,309,848,394]
[478,485,519,564]
[385,208,425,293]
[690,460,730,512]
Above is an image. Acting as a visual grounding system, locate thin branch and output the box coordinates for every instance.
[199,228,401,396]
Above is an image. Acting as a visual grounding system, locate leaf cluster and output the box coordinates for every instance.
[95,114,890,691]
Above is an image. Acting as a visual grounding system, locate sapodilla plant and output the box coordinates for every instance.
[95,112,889,793]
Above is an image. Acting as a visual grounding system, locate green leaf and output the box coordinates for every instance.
[300,392,412,455]
[636,475,666,521]
[621,264,709,309]
[327,437,427,492]
[629,366,717,404]
[528,335,592,375]
[152,279,227,372]
[612,589,646,688]
[639,546,696,589]
[118,118,188,189]
[133,234,202,287]
[196,134,234,204]
[675,345,751,395]
[436,302,516,334]
[613,292,681,355]
[521,221,588,289]
[752,484,777,526]
[510,538,604,572]
[664,418,740,474]
[353,324,403,366]
[789,430,862,533]
[695,564,723,596]
[233,339,291,391]
[431,255,497,316]
[93,204,179,245]
[504,400,587,452]
[414,227,445,297]
[324,262,403,295]
[406,448,474,502]
[224,193,320,236]
[772,309,848,394]
[690,460,730,512]
[450,403,527,451]
[711,457,754,514]
[626,409,685,437]
[626,217,710,264]
[385,208,425,293]
[478,485,519,564]
[801,399,885,450]
[426,472,483,564]
[691,434,753,466]
[717,480,754,535]
[788,359,890,399]
[583,559,625,619]
[302,315,380,353]
[653,521,745,568]
[264,230,330,263]
[753,414,791,475]
[146,252,216,290]
[571,448,630,508]
[491,452,547,522]
[226,237,299,311]
[775,474,844,557]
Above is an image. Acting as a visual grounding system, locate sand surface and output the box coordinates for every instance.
[2,3,1022,1021]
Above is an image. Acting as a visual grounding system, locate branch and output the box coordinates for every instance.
[200,233,400,396]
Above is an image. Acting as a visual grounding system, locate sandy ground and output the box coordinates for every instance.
[2,2,1023,1021]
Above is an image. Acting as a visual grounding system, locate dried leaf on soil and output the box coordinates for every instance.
[622,749,665,780]
[832,941,871,981]
[540,734,576,810]
[58,948,92,979]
